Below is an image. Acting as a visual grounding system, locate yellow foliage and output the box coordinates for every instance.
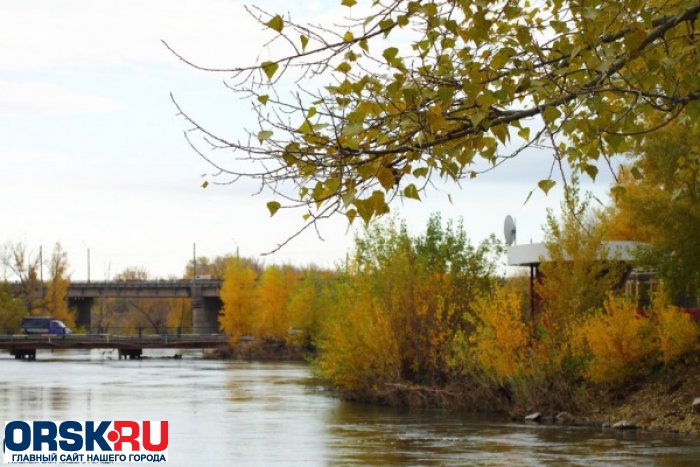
[576,295,655,385]
[254,266,296,339]
[317,289,400,392]
[43,243,75,328]
[651,292,699,364]
[219,259,258,344]
[469,288,533,383]
[286,270,333,345]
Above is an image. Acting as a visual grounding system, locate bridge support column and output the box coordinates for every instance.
[10,349,36,360]
[69,298,94,331]
[118,348,142,360]
[192,294,222,334]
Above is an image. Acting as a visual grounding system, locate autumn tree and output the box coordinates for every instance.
[1,242,42,313]
[0,283,23,333]
[219,258,258,343]
[318,214,501,391]
[185,255,261,279]
[254,265,297,339]
[537,182,626,327]
[285,268,336,347]
[602,117,700,306]
[172,0,700,244]
[43,243,75,328]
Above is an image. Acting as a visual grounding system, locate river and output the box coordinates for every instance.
[1,350,698,466]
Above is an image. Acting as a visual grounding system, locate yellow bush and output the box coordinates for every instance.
[576,295,655,385]
[652,292,699,364]
[317,290,400,392]
[469,288,533,383]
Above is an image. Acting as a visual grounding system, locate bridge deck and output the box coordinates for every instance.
[0,334,228,352]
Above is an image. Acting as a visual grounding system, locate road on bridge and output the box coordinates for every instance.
[0,334,229,360]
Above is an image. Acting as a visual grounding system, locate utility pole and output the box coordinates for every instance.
[193,243,197,280]
[39,246,44,299]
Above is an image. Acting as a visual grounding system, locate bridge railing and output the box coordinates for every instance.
[69,280,223,289]
[0,326,224,338]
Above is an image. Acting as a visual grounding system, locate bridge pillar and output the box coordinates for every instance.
[69,298,94,331]
[192,289,221,334]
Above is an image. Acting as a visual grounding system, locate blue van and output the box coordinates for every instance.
[21,317,72,335]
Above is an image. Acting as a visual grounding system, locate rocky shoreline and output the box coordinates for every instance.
[515,358,700,436]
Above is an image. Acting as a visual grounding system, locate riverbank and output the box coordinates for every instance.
[349,358,700,437]
[586,357,700,435]
[210,340,699,436]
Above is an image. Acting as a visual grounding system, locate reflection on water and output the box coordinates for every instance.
[0,349,698,466]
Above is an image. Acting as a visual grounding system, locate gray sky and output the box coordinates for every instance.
[0,0,615,280]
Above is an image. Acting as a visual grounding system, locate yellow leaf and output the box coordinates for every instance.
[491,124,509,144]
[261,61,279,80]
[266,15,284,33]
[537,179,556,194]
[404,184,420,200]
[257,130,273,143]
[267,201,281,216]
[377,167,395,191]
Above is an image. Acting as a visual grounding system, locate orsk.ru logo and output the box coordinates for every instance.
[2,420,168,464]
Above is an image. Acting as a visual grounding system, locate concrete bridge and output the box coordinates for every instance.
[0,334,228,360]
[67,280,223,333]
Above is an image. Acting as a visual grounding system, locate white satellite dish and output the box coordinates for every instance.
[504,215,516,246]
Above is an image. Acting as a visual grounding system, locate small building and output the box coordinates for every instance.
[506,241,645,318]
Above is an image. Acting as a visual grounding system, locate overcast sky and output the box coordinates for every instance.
[0,0,616,280]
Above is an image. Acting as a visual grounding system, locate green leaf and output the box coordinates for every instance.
[266,201,281,216]
[404,184,420,200]
[542,106,561,125]
[300,35,309,51]
[382,47,399,63]
[343,31,354,42]
[413,167,429,178]
[346,209,357,224]
[325,177,340,195]
[201,180,209,189]
[298,120,313,134]
[257,95,269,105]
[538,179,556,194]
[582,163,598,180]
[266,15,284,33]
[261,61,279,80]
[257,130,273,143]
[341,0,357,6]
[357,164,376,180]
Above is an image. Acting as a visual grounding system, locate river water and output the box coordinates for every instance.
[0,350,698,466]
